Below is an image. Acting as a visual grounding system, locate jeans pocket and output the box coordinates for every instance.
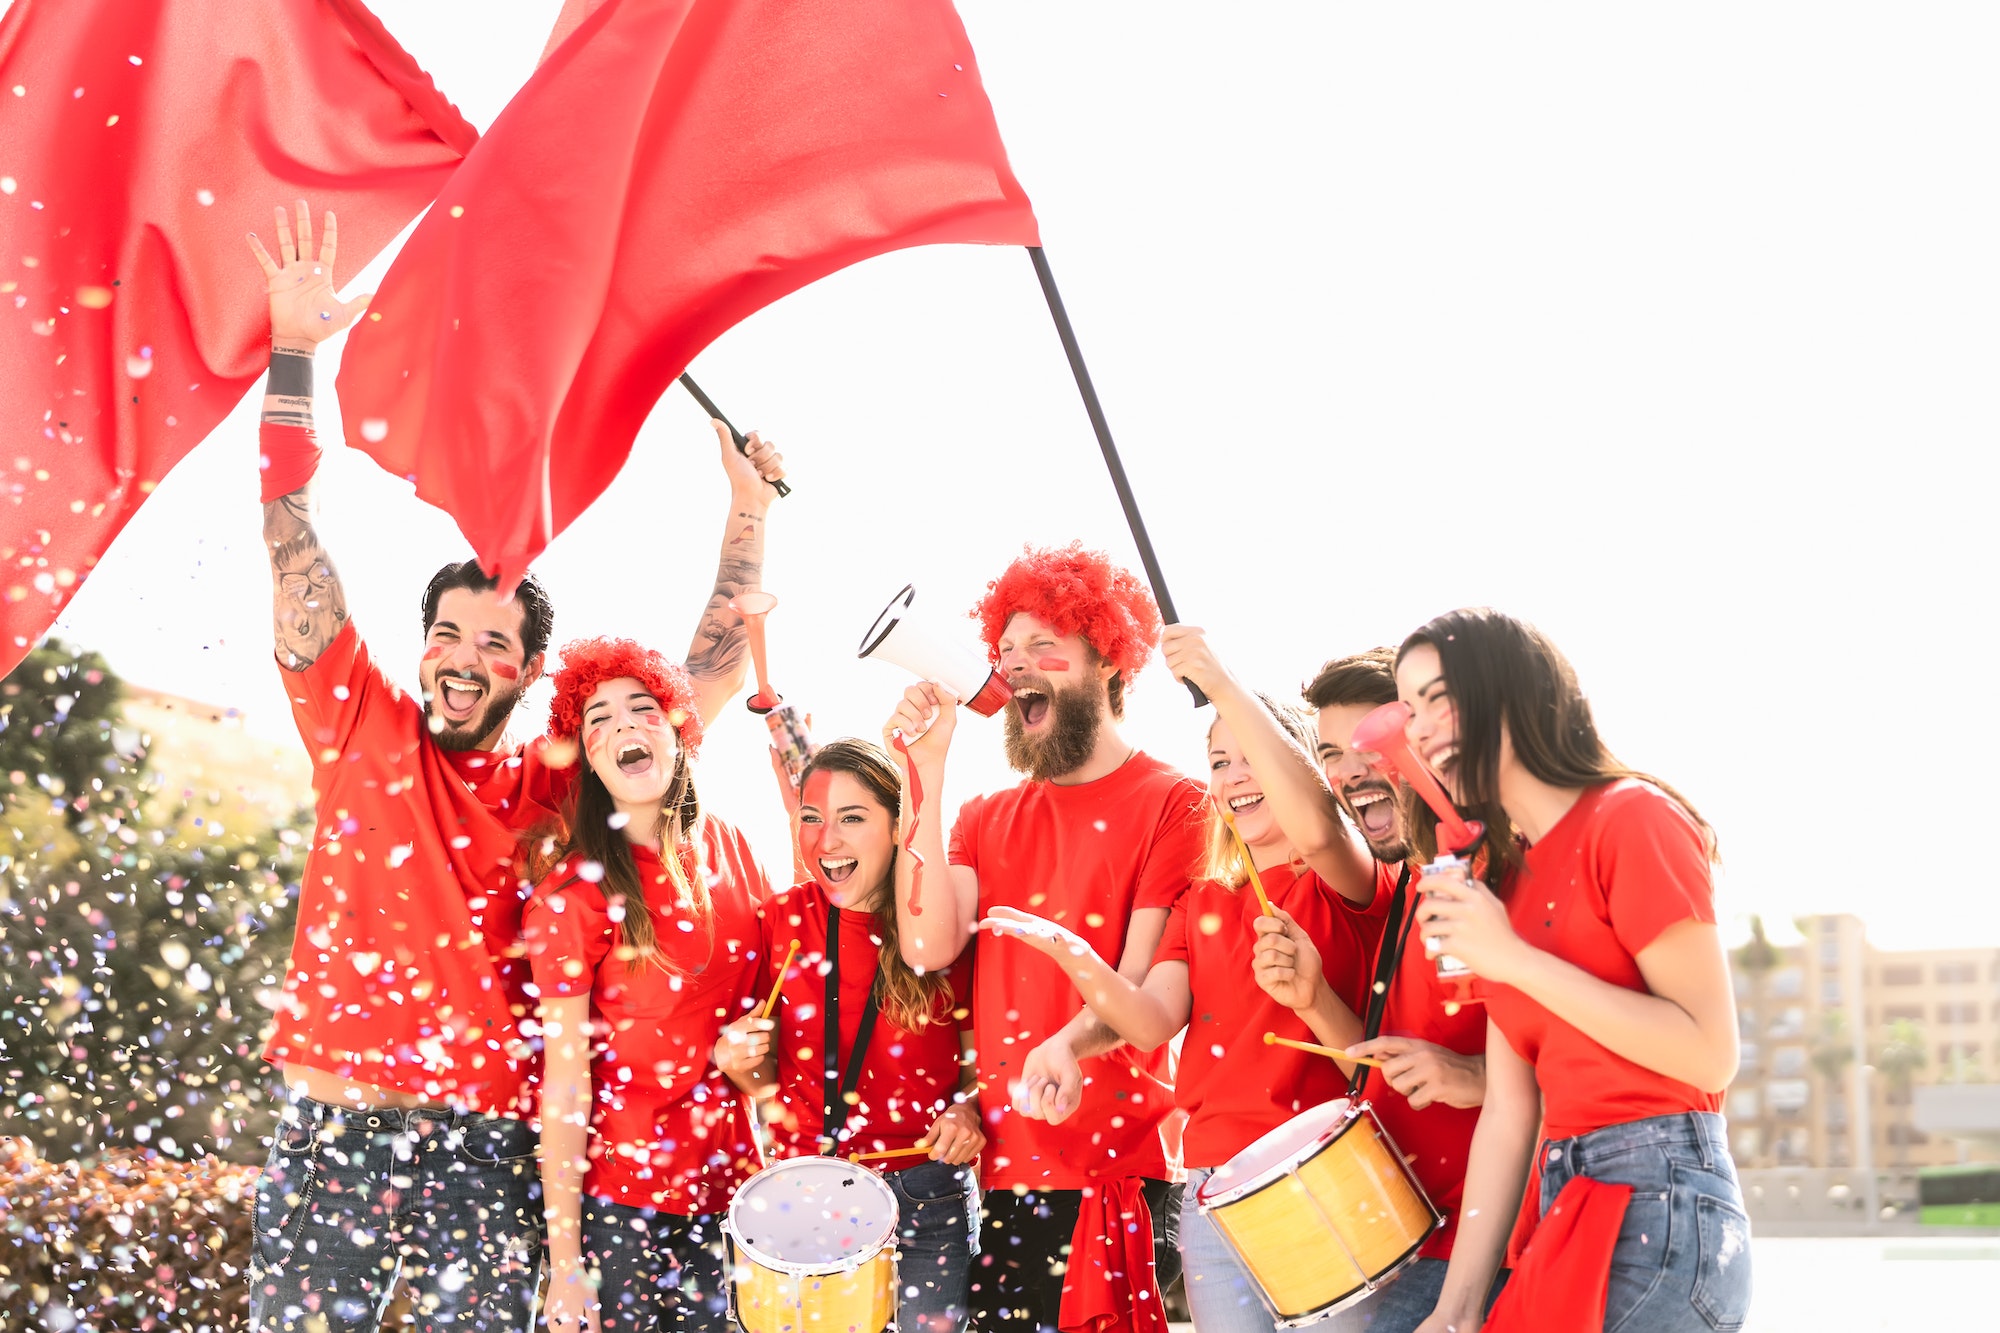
[1691,1193,1753,1331]
[897,1160,971,1204]
[452,1116,540,1169]
[1602,1190,1672,1333]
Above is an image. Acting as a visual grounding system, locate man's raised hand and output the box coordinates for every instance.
[247,201,372,347]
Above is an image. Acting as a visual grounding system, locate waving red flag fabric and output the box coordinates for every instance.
[337,0,1040,590]
[0,0,473,675]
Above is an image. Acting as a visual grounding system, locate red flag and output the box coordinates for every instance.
[337,0,1040,590]
[0,0,474,675]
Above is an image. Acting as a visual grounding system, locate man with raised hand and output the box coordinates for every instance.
[244,201,784,1332]
[885,543,1206,1333]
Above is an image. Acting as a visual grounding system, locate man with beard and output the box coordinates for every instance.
[885,543,1206,1333]
[244,204,784,1332]
[1300,649,1499,1333]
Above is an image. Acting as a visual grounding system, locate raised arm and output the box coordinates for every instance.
[980,907,1192,1051]
[248,202,369,670]
[683,423,786,726]
[1163,626,1375,904]
[885,684,981,972]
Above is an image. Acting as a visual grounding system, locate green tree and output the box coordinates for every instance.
[1876,1018,1928,1168]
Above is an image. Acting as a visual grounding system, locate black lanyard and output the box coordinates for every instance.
[1349,864,1416,1100]
[821,901,884,1154]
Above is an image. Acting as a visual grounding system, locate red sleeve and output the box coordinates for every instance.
[1133,778,1207,912]
[281,621,382,769]
[1299,873,1375,1014]
[1154,893,1193,966]
[522,870,615,999]
[1600,786,1715,958]
[947,794,986,871]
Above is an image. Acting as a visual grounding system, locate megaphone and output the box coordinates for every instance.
[858,584,1013,717]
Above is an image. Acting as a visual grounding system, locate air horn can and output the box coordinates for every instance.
[729,590,816,787]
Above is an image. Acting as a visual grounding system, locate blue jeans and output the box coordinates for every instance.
[583,1199,729,1333]
[1539,1112,1752,1333]
[248,1097,543,1333]
[887,1160,981,1332]
[1323,1259,1509,1333]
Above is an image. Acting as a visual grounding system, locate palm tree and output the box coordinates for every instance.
[1876,1019,1928,1168]
[1810,1011,1856,1164]
[1731,916,1780,1161]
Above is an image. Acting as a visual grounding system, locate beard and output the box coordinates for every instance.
[425,677,525,752]
[1003,676,1106,783]
[1337,781,1412,865]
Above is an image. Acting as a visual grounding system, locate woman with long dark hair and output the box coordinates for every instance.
[523,638,769,1333]
[714,737,984,1332]
[1392,608,1749,1333]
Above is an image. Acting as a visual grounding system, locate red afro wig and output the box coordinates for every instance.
[972,542,1161,682]
[547,636,704,758]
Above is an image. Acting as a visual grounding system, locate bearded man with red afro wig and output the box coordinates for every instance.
[882,541,1206,1333]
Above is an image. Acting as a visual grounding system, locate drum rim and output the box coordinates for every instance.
[1194,1097,1368,1211]
[724,1156,901,1276]
[1267,1231,1435,1328]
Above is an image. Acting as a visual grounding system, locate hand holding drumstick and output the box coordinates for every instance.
[1253,906,1367,1067]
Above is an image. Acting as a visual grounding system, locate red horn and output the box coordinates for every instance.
[1350,701,1484,857]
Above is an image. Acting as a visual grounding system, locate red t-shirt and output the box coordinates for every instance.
[949,752,1207,1190]
[1345,859,1490,1260]
[267,622,573,1114]
[1484,780,1721,1141]
[521,817,769,1213]
[755,882,972,1169]
[1155,862,1383,1168]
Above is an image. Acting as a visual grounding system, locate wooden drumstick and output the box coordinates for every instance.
[759,940,801,1019]
[849,1144,934,1163]
[1221,810,1275,918]
[1263,1031,1382,1067]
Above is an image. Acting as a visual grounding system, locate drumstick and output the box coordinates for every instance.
[849,1144,933,1163]
[1263,1031,1382,1067]
[759,940,801,1019]
[1221,810,1275,918]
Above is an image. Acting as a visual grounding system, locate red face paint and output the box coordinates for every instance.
[488,660,520,681]
[1035,656,1071,673]
[421,645,447,663]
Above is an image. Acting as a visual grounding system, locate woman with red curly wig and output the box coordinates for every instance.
[522,638,770,1333]
[884,542,1209,1333]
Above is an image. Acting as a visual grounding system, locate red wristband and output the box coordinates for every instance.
[259,422,322,503]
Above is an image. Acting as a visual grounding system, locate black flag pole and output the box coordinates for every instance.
[1027,246,1206,707]
[680,372,792,498]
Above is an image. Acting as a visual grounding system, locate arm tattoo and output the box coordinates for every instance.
[684,511,765,687]
[260,345,348,667]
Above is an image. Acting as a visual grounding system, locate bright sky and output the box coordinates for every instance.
[48,2,2000,950]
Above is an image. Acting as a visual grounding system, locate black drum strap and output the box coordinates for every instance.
[1348,863,1416,1100]
[821,901,883,1154]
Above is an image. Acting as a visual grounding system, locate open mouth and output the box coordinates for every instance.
[819,857,858,885]
[1346,784,1398,840]
[615,741,654,776]
[1226,792,1265,816]
[1014,687,1050,729]
[436,674,486,722]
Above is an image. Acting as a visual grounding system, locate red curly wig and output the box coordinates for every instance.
[547,636,704,757]
[972,542,1161,682]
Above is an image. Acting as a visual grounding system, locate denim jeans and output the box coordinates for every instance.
[887,1160,981,1332]
[248,1097,543,1333]
[1539,1112,1752,1333]
[1322,1259,1509,1333]
[582,1199,730,1333]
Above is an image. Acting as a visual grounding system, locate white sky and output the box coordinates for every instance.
[48,2,2000,950]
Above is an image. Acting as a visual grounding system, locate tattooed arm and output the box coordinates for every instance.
[684,421,786,727]
[247,202,370,670]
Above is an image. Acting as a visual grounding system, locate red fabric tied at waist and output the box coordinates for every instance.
[1484,1174,1633,1333]
[259,422,322,504]
[1059,1177,1164,1333]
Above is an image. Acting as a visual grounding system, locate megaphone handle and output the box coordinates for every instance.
[679,372,792,499]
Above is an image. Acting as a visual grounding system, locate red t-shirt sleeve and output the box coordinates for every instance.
[947,795,987,871]
[1599,786,1715,959]
[1133,778,1208,912]
[1154,894,1193,966]
[522,870,615,999]
[281,620,378,766]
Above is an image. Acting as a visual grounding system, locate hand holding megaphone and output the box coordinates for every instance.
[884,682,958,770]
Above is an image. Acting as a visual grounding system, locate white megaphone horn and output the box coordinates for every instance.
[858,584,1013,717]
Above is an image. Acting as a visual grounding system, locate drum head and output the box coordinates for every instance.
[728,1157,899,1272]
[1198,1098,1357,1207]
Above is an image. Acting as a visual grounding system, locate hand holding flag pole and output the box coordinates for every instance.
[1027,248,1206,707]
[680,373,791,498]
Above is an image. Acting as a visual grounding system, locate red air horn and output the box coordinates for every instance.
[1350,701,1485,1012]
[729,591,815,788]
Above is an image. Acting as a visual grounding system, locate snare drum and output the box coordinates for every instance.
[726,1156,900,1333]
[1196,1098,1439,1326]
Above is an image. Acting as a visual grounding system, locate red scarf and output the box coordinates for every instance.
[1058,1177,1166,1333]
[1484,1174,1632,1333]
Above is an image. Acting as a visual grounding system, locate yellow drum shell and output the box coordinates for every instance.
[731,1245,896,1333]
[727,1156,901,1333]
[1198,1099,1439,1325]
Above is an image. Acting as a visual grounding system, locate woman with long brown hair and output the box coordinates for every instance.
[1392,608,1749,1333]
[522,637,769,1333]
[714,737,983,1332]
